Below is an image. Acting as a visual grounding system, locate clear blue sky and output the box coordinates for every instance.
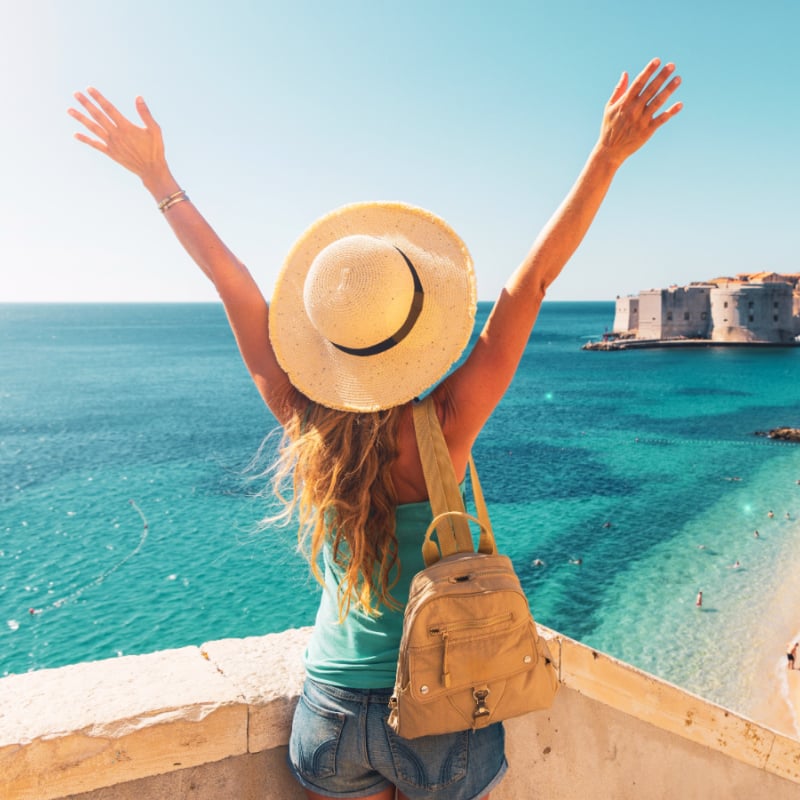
[2,0,798,302]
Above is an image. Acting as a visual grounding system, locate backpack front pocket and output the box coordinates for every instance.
[408,611,539,701]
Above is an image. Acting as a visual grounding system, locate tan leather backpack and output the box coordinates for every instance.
[387,395,560,739]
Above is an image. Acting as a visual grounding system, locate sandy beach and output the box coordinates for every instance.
[752,649,800,739]
[784,666,800,736]
[744,513,800,740]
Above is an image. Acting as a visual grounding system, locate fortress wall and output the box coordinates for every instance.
[793,290,800,336]
[710,283,794,343]
[660,286,712,339]
[613,296,639,334]
[637,287,712,340]
[636,290,665,339]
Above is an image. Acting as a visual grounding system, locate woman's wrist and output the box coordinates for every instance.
[141,165,180,202]
[588,141,625,176]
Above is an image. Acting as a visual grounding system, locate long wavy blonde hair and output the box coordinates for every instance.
[272,399,404,619]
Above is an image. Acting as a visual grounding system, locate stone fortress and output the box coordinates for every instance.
[586,272,800,349]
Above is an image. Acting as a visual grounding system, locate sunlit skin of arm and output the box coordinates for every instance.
[437,59,682,469]
[69,90,299,424]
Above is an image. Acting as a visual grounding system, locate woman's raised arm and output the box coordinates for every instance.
[68,89,299,421]
[441,58,682,443]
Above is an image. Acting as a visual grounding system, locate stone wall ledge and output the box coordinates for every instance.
[2,626,800,800]
[0,628,310,800]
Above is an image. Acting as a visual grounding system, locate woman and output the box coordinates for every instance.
[69,58,681,800]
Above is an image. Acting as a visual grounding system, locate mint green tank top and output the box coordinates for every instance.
[304,498,436,689]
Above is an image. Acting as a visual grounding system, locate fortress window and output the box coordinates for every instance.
[701,311,708,320]
[749,315,754,322]
[774,302,779,308]
[748,301,754,309]
[724,301,728,308]
[667,312,673,321]
[774,314,779,322]
[684,312,690,320]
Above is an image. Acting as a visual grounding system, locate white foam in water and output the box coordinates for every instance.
[26,500,151,620]
[7,620,19,632]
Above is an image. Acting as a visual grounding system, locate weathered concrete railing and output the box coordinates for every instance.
[2,626,800,800]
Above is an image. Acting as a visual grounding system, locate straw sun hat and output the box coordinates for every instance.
[269,202,477,412]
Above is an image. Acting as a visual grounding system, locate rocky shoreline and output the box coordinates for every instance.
[754,427,800,443]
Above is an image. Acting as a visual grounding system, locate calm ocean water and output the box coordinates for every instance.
[2,302,800,721]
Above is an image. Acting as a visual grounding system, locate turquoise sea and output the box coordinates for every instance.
[2,302,800,725]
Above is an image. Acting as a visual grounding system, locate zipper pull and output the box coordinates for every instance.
[441,629,451,688]
[473,686,491,719]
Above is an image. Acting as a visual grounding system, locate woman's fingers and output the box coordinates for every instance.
[134,96,160,132]
[86,87,128,128]
[599,58,682,160]
[615,60,682,127]
[72,90,115,132]
[67,105,108,142]
[646,74,682,116]
[607,71,629,106]
[68,87,169,185]
[652,99,684,128]
[616,60,679,110]
[639,64,678,108]
[73,131,108,154]
[626,58,663,99]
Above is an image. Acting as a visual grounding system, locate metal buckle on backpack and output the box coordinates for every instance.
[472,686,491,719]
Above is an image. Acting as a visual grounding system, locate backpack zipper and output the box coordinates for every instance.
[429,612,514,688]
[429,611,514,637]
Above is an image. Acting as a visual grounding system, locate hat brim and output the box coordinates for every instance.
[269,202,476,412]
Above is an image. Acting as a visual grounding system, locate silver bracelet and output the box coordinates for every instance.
[157,190,189,213]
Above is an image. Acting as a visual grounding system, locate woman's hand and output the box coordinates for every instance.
[68,89,172,192]
[67,86,297,419]
[444,58,683,442]
[598,58,683,167]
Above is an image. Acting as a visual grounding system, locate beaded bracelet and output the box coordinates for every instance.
[157,189,189,213]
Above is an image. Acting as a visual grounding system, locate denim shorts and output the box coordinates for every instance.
[288,678,507,799]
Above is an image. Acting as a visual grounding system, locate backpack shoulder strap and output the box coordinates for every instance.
[412,395,495,562]
[467,453,495,556]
